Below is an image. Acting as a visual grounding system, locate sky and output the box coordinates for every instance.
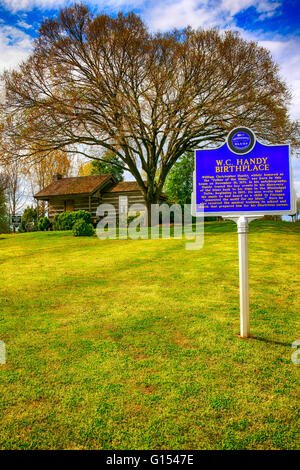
[0,0,299,197]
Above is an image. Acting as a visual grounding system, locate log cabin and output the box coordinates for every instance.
[34,173,166,222]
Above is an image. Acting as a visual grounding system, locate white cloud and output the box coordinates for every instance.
[221,0,280,17]
[16,20,33,29]
[0,0,281,18]
[0,0,144,14]
[0,0,65,13]
[0,24,32,72]
[234,31,300,120]
[143,2,299,122]
[146,0,218,31]
[258,39,300,120]
[145,0,282,31]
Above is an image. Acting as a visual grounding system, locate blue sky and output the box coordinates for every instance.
[0,0,299,194]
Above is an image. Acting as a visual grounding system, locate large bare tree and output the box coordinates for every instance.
[0,4,298,223]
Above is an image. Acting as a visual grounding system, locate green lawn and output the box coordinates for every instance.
[0,220,299,450]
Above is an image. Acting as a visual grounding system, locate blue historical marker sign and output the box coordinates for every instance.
[193,127,294,217]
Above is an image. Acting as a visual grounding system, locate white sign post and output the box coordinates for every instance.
[192,127,296,338]
[223,215,262,337]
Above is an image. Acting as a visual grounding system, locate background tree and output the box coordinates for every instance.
[1,4,298,224]
[0,174,9,233]
[19,206,38,232]
[1,157,26,220]
[164,152,194,206]
[78,150,124,181]
[78,161,93,177]
[24,145,72,216]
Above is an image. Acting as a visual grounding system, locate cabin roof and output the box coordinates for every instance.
[107,181,140,193]
[106,181,167,199]
[34,174,113,199]
[34,175,168,200]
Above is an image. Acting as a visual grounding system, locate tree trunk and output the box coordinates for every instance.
[144,191,159,227]
[145,199,152,227]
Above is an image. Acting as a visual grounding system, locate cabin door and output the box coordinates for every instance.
[65,199,74,212]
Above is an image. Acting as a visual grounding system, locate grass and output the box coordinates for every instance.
[0,220,299,450]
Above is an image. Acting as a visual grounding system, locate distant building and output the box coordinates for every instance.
[34,174,166,222]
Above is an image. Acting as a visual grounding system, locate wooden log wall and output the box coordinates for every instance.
[101,191,146,217]
[48,196,101,220]
[47,192,151,221]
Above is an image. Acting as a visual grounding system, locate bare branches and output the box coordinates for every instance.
[0,4,298,206]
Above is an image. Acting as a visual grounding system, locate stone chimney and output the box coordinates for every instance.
[53,173,62,181]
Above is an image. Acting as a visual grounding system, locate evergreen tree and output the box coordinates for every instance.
[79,151,124,181]
[164,152,194,207]
[19,206,38,232]
[90,152,124,181]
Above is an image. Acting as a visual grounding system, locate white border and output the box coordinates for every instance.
[192,130,296,217]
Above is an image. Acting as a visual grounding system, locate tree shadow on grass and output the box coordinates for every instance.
[251,335,291,347]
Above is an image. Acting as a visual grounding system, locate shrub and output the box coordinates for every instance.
[72,218,95,237]
[72,210,92,225]
[38,216,51,231]
[52,214,60,231]
[19,206,38,232]
[52,210,92,231]
[57,211,75,230]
